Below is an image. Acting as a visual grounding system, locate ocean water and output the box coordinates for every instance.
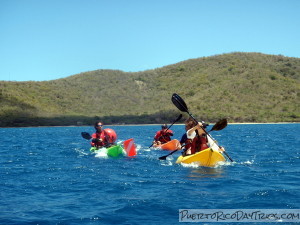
[0,124,299,225]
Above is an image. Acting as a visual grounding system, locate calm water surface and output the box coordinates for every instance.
[0,124,299,225]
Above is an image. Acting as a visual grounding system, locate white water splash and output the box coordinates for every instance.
[95,148,108,158]
[74,148,89,156]
[181,162,201,168]
[161,160,173,166]
[180,160,234,168]
[241,160,254,165]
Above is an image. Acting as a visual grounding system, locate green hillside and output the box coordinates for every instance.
[1,52,299,127]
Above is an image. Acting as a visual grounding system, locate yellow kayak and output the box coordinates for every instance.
[176,148,226,167]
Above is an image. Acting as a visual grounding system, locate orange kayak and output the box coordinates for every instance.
[154,139,181,151]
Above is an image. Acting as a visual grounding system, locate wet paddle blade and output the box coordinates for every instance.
[159,155,168,160]
[209,118,228,132]
[81,132,92,140]
[171,93,188,113]
[158,149,179,160]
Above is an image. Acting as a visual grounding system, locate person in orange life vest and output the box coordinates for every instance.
[153,124,173,145]
[183,118,209,156]
[91,121,111,148]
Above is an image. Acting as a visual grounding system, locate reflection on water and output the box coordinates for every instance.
[187,167,225,179]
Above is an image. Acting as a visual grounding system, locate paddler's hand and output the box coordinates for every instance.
[195,122,203,129]
[219,146,225,152]
[92,138,101,143]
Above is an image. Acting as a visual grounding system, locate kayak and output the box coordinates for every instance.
[90,144,124,157]
[154,139,180,151]
[176,148,226,167]
[89,138,137,158]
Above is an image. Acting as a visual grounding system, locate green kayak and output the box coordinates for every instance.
[90,144,124,157]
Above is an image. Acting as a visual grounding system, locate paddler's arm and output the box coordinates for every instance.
[187,122,205,137]
[166,130,173,136]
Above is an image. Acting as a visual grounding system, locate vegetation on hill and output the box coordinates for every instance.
[0,52,299,127]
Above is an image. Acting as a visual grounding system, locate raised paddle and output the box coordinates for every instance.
[158,118,228,160]
[167,93,233,162]
[149,114,183,148]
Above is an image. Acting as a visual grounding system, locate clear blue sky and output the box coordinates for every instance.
[0,0,299,81]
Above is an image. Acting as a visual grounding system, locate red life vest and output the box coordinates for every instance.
[91,131,108,147]
[154,130,173,144]
[185,134,209,155]
[91,129,117,148]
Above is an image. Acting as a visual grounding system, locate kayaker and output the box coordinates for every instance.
[182,118,209,156]
[91,121,116,148]
[153,124,173,145]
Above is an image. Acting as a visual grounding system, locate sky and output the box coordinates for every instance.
[0,0,299,81]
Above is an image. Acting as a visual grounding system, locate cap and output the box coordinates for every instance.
[161,124,168,129]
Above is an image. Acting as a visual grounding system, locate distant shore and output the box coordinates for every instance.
[1,122,299,128]
[101,122,300,126]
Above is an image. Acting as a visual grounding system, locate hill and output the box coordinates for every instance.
[0,52,299,127]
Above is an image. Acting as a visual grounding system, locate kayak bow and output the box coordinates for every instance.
[176,148,226,167]
[154,139,181,151]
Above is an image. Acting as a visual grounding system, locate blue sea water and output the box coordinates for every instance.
[0,124,299,225]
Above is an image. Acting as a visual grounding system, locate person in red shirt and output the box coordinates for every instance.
[91,121,116,148]
[153,124,173,145]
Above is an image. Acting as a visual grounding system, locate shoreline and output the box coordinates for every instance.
[1,122,299,129]
[110,122,300,126]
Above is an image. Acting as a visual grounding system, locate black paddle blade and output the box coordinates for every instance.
[81,132,92,140]
[209,118,228,132]
[158,149,179,160]
[159,155,167,160]
[172,93,188,113]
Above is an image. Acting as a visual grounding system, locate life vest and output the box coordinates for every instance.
[155,130,173,144]
[90,128,117,148]
[185,134,209,155]
[91,131,107,147]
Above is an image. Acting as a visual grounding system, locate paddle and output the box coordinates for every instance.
[81,132,92,140]
[208,118,228,132]
[171,93,233,162]
[149,114,183,148]
[158,118,228,160]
